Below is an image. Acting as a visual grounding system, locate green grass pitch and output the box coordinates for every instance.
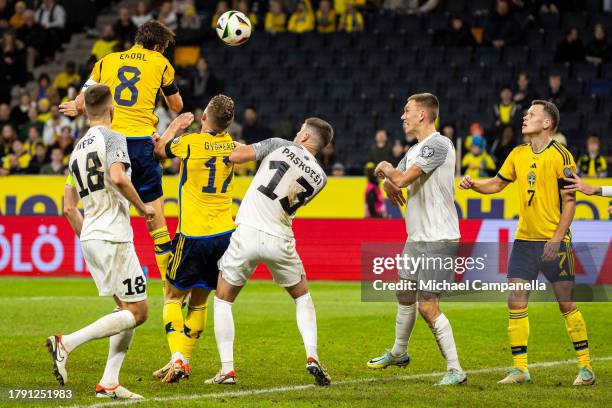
[0,278,611,407]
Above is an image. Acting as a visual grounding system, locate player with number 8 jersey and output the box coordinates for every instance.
[59,20,183,292]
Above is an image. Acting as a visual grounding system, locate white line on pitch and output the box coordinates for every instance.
[60,356,612,408]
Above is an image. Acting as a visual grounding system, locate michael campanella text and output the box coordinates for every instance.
[372,280,547,292]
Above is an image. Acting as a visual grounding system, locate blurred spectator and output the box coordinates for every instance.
[91,25,118,61]
[552,129,567,146]
[43,107,70,145]
[1,124,18,156]
[233,138,256,175]
[536,1,560,13]
[391,140,404,166]
[483,0,520,48]
[0,103,10,129]
[319,141,337,174]
[24,125,43,155]
[158,1,178,32]
[2,139,31,175]
[9,1,27,29]
[132,1,153,27]
[461,135,496,177]
[50,126,74,163]
[265,0,286,33]
[367,129,394,164]
[17,10,46,71]
[384,0,439,13]
[19,106,43,139]
[577,135,607,177]
[36,73,56,102]
[438,15,476,47]
[554,27,585,63]
[40,146,66,175]
[26,142,48,174]
[585,24,610,65]
[10,93,31,128]
[113,7,137,50]
[492,86,519,133]
[0,0,11,21]
[491,125,516,169]
[211,1,229,29]
[440,122,458,149]
[242,106,271,144]
[316,0,336,33]
[337,2,363,32]
[513,71,538,109]
[288,0,314,33]
[37,98,52,122]
[464,122,485,150]
[546,74,570,112]
[237,0,258,29]
[1,30,28,93]
[176,4,203,45]
[34,0,66,57]
[191,57,222,108]
[365,163,386,218]
[331,162,345,176]
[53,61,81,99]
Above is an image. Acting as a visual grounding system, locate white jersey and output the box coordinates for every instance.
[235,138,327,239]
[398,132,460,242]
[68,125,133,243]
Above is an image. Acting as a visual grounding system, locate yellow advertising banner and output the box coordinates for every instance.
[0,176,610,220]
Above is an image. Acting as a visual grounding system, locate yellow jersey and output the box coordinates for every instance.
[89,44,177,138]
[462,151,496,178]
[497,140,576,241]
[166,131,236,237]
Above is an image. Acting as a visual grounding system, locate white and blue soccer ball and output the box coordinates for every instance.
[216,10,252,46]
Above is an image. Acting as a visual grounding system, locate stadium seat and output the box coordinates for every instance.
[503,46,530,68]
[446,47,473,66]
[572,63,600,82]
[477,47,501,67]
[330,80,354,100]
[443,0,466,15]
[562,12,589,31]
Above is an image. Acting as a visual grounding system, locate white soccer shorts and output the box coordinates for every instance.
[218,224,305,287]
[81,240,147,302]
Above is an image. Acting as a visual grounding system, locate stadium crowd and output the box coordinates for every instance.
[0,0,610,177]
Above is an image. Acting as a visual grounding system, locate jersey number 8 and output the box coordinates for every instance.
[115,66,141,107]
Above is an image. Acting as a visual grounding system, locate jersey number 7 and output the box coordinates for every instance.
[258,160,314,215]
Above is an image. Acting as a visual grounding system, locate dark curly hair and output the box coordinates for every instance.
[135,20,175,51]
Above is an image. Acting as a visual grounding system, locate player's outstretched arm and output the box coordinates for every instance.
[63,183,83,236]
[375,161,422,188]
[164,92,183,113]
[109,162,155,221]
[458,175,509,194]
[58,93,85,117]
[229,142,256,164]
[154,112,194,159]
[563,173,606,196]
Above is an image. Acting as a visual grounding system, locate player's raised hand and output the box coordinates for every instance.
[458,175,475,190]
[59,101,80,117]
[563,173,597,195]
[172,112,194,130]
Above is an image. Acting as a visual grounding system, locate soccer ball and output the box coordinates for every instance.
[216,10,252,46]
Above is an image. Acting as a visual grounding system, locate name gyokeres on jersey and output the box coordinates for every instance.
[281,147,324,186]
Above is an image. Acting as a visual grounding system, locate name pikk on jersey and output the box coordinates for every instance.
[67,125,133,243]
[235,138,327,239]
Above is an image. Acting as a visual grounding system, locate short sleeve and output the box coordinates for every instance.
[100,128,131,169]
[553,143,577,180]
[165,134,191,159]
[412,135,449,174]
[397,154,408,172]
[90,58,103,82]
[253,138,293,161]
[497,148,516,182]
[160,62,177,96]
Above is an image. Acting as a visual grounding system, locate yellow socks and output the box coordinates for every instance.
[163,301,184,355]
[564,308,591,369]
[508,307,529,372]
[150,226,171,281]
[181,303,208,360]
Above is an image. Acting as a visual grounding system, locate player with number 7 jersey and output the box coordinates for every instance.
[207,118,334,387]
[59,20,183,293]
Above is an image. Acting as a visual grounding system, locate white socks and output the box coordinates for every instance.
[295,292,318,361]
[62,309,136,353]
[429,313,462,372]
[391,303,417,357]
[213,296,235,373]
[99,328,135,387]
